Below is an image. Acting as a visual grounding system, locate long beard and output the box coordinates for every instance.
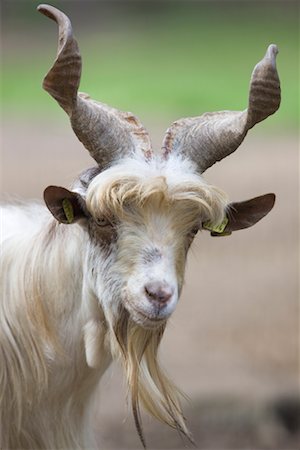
[111,308,193,448]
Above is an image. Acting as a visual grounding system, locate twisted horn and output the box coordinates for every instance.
[162,45,280,173]
[38,4,152,168]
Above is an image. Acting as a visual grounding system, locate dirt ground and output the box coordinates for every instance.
[1,119,299,449]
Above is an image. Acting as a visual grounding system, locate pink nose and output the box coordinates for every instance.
[144,282,174,306]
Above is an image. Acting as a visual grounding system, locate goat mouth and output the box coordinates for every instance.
[123,290,169,328]
[124,299,167,329]
[136,308,167,323]
[129,304,167,327]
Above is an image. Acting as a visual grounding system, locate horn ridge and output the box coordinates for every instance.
[162,44,281,173]
[38,4,152,168]
[247,45,280,128]
[38,4,81,115]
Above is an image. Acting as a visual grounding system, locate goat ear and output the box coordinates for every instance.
[205,193,276,236]
[44,186,88,224]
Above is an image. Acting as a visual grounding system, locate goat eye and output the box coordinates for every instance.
[95,216,110,227]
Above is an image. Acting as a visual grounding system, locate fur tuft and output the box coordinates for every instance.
[110,307,193,446]
[86,157,228,229]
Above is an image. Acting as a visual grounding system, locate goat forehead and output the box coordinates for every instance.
[119,210,189,236]
[86,157,215,209]
[136,204,201,234]
[85,156,228,232]
[87,155,203,193]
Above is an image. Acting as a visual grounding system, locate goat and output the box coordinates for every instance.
[0,4,281,449]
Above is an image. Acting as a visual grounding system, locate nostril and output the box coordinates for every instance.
[144,282,173,305]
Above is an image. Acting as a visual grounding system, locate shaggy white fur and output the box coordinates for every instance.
[0,156,227,449]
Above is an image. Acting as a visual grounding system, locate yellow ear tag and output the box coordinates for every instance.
[203,216,230,235]
[62,198,74,224]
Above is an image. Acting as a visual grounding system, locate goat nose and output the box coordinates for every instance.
[144,282,173,305]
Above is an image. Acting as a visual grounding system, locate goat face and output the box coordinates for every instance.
[84,159,225,328]
[44,157,227,329]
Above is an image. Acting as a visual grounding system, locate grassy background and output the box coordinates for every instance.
[1,0,299,130]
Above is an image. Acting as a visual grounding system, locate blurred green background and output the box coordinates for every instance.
[2,0,299,129]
